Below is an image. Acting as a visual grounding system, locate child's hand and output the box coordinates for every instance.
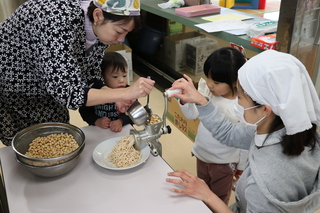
[232,170,243,191]
[95,117,111,129]
[170,74,208,105]
[110,119,123,132]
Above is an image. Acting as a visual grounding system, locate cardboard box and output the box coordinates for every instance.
[167,20,184,35]
[164,31,205,71]
[105,44,133,82]
[184,0,200,5]
[250,34,279,50]
[185,37,218,75]
[184,0,210,5]
[166,97,200,142]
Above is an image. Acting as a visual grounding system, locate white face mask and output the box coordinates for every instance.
[234,102,266,130]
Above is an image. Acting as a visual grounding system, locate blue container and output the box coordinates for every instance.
[136,26,165,55]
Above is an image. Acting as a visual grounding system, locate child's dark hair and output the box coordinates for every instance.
[101,52,128,75]
[87,2,141,31]
[203,47,246,96]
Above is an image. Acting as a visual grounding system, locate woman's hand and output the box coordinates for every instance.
[170,74,208,106]
[116,99,135,113]
[166,170,232,213]
[127,77,155,100]
[166,170,213,201]
[116,77,153,113]
[87,78,153,108]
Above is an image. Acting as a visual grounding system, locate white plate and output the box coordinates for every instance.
[92,136,150,170]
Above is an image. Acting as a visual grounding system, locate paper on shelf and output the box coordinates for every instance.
[202,13,253,22]
[195,19,249,33]
[225,29,247,36]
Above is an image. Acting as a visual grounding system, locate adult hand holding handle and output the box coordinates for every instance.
[86,77,155,113]
[127,77,155,100]
[116,77,155,113]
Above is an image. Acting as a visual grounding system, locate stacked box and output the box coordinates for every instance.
[250,34,279,50]
[164,31,205,71]
[105,44,133,82]
[185,37,218,75]
[167,20,184,35]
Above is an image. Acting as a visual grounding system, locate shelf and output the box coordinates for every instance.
[140,0,272,53]
[133,54,183,91]
[134,0,277,87]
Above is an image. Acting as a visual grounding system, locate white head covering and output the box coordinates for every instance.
[238,50,320,135]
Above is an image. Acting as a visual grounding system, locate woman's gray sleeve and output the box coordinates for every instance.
[196,98,254,150]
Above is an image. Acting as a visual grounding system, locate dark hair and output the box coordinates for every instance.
[281,124,317,156]
[87,2,141,31]
[101,52,128,76]
[267,115,317,156]
[203,47,246,96]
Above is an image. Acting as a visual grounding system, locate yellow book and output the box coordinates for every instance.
[226,0,235,8]
[219,0,235,8]
[219,0,225,6]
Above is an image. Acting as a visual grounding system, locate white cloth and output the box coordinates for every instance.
[238,50,320,135]
[158,0,184,9]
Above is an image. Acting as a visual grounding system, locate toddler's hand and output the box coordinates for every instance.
[232,170,243,191]
[95,117,111,129]
[110,119,123,132]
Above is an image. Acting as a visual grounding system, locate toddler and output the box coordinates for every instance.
[79,52,133,132]
[179,47,248,204]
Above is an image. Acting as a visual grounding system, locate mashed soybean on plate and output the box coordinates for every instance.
[92,136,150,170]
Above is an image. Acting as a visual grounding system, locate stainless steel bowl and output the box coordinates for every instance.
[15,146,84,178]
[127,100,150,126]
[12,122,85,167]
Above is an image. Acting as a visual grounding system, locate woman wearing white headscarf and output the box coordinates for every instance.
[166,50,320,212]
